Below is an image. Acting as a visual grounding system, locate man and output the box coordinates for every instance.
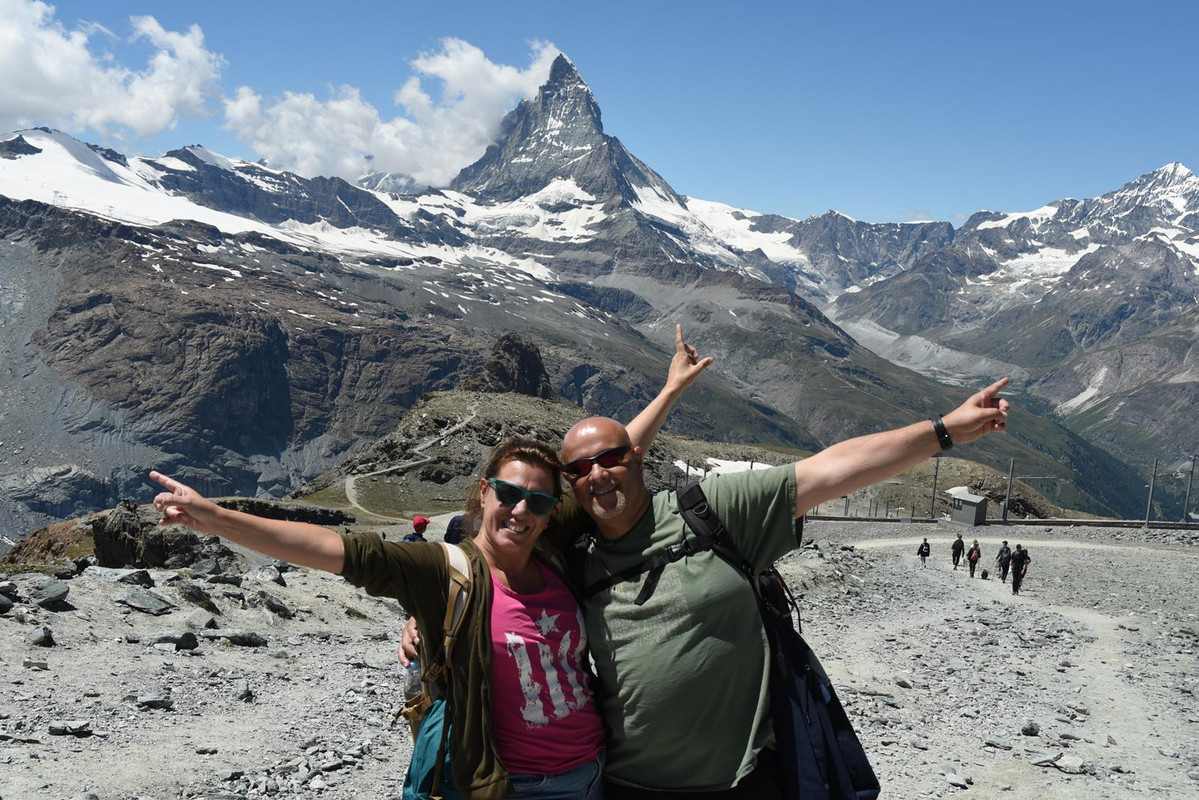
[557,377,1010,798]
[401,515,429,543]
[443,513,467,545]
[951,532,965,570]
[995,539,1012,583]
[917,537,931,568]
[402,331,1010,796]
[1010,543,1031,595]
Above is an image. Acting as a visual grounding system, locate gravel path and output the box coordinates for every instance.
[792,520,1199,799]
[1,520,1196,799]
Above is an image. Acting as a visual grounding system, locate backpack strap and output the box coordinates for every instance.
[677,484,802,633]
[581,533,712,603]
[579,482,756,606]
[675,483,756,578]
[422,542,472,684]
[427,542,473,800]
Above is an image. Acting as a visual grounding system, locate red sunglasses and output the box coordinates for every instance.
[563,445,631,478]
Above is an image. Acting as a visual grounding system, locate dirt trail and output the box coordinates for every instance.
[343,400,480,520]
[796,522,1199,799]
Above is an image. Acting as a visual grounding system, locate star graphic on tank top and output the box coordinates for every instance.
[535,609,560,636]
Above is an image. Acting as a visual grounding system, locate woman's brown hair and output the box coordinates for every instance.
[463,438,563,534]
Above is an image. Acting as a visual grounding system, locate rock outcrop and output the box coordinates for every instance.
[90,504,234,570]
[459,334,556,399]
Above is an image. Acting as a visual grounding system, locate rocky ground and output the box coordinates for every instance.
[2,517,1197,799]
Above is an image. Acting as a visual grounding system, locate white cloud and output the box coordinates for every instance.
[0,0,224,137]
[223,38,560,186]
[0,4,557,187]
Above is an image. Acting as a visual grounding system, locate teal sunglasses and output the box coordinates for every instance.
[486,478,560,516]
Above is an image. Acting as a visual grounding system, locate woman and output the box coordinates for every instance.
[152,325,713,799]
[151,439,603,798]
[967,538,982,578]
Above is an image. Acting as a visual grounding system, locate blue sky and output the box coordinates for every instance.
[3,0,1196,223]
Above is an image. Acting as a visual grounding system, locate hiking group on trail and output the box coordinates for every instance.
[148,324,1012,799]
[918,534,1033,595]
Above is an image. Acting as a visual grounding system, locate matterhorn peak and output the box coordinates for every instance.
[546,53,586,90]
[451,54,679,207]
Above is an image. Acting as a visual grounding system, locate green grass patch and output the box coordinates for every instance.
[302,483,351,508]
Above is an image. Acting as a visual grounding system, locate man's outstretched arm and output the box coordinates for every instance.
[793,378,1011,517]
[624,324,713,450]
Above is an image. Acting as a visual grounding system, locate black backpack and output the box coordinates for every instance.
[578,484,881,800]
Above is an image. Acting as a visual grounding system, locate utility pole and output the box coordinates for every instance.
[1003,458,1014,523]
[929,453,941,520]
[1183,456,1195,523]
[1145,458,1158,526]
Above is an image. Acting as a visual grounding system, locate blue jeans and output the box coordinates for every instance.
[509,753,605,800]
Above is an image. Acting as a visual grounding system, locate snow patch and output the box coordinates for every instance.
[686,197,811,266]
[975,204,1060,231]
[673,458,774,478]
[1057,367,1110,415]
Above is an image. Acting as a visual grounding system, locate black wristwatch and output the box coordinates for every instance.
[931,416,953,451]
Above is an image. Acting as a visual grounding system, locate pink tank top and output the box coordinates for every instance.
[488,560,604,774]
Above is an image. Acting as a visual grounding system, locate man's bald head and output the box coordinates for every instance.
[562,417,631,461]
[561,416,648,539]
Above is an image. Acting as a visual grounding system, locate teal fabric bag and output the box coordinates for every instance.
[401,697,460,800]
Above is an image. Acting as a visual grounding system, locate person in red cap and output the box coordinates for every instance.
[402,516,430,543]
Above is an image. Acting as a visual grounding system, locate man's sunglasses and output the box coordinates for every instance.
[562,445,631,478]
[486,478,560,516]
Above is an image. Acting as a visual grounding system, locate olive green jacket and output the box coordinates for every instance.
[340,532,512,799]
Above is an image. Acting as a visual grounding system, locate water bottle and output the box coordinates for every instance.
[404,658,423,701]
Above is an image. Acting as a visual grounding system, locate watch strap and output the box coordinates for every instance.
[931,416,953,450]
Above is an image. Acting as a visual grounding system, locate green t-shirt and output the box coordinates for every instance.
[579,464,799,790]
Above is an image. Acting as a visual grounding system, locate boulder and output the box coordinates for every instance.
[29,579,70,608]
[92,504,233,569]
[116,590,174,616]
[26,625,55,646]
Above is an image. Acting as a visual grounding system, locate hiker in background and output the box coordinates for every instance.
[995,540,1012,583]
[966,538,982,578]
[402,516,430,543]
[444,513,467,545]
[916,537,931,568]
[1010,543,1031,595]
[951,532,965,570]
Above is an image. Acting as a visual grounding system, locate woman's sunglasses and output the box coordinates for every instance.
[486,478,560,516]
[562,445,631,478]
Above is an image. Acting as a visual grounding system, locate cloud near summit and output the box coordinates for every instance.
[224,38,560,185]
[0,0,558,185]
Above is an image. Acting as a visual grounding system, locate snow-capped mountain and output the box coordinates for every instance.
[831,162,1199,486]
[0,56,1178,537]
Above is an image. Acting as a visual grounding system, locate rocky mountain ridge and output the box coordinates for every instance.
[0,54,1183,539]
[832,164,1199,486]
